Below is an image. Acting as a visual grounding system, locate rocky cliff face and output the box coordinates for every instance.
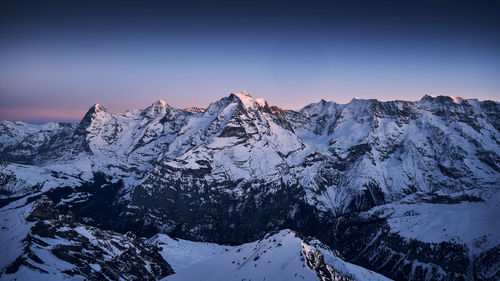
[1,195,173,280]
[1,92,499,280]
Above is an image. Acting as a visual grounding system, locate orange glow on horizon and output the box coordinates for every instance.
[0,108,86,122]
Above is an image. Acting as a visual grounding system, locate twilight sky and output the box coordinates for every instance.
[1,0,499,122]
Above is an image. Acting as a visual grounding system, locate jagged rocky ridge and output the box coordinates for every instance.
[0,92,499,280]
[161,229,390,281]
[0,195,173,280]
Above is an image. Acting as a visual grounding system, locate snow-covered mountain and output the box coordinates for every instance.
[1,92,499,280]
[0,196,173,281]
[159,229,391,281]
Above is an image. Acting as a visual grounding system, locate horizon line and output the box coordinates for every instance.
[1,93,498,124]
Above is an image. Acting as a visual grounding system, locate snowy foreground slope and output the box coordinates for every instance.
[1,92,499,280]
[159,230,391,281]
[0,196,173,281]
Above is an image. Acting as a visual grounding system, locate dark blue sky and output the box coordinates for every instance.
[1,0,499,121]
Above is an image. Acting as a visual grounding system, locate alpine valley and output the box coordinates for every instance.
[0,92,499,281]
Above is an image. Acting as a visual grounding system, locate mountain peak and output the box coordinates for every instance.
[75,103,108,135]
[255,98,268,108]
[350,96,368,102]
[145,99,171,115]
[149,99,170,110]
[238,90,252,97]
[229,91,256,107]
[152,99,169,107]
[91,103,107,112]
[421,94,464,104]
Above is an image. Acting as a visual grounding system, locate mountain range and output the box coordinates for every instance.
[1,91,499,280]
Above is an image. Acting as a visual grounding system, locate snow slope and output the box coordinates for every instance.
[0,196,173,281]
[161,230,391,281]
[366,190,500,255]
[150,234,232,272]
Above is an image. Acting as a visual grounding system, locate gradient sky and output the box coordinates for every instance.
[1,0,499,122]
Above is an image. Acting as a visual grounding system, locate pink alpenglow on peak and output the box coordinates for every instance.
[231,91,270,109]
[92,104,107,112]
[421,94,466,104]
[148,99,171,114]
[152,99,169,107]
[255,98,268,108]
[239,90,252,97]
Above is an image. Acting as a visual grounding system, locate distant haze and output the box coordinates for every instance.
[1,0,499,122]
